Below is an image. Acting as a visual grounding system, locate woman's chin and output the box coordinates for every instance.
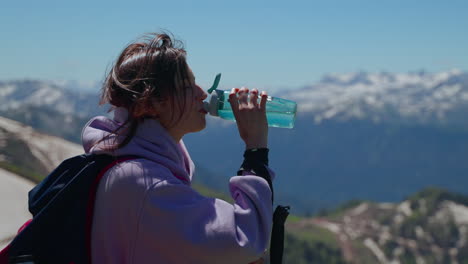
[196,120,207,132]
[188,120,206,134]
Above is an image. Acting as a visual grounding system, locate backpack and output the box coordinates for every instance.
[0,154,136,264]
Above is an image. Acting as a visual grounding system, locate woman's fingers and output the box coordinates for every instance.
[250,89,259,108]
[229,87,240,117]
[231,87,262,109]
[260,91,267,111]
[229,88,239,105]
[237,87,249,109]
[229,86,268,149]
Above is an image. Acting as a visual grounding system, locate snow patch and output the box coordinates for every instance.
[0,167,35,247]
[397,201,413,217]
[446,201,468,225]
[0,85,16,97]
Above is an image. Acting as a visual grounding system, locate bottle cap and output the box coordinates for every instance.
[203,90,220,116]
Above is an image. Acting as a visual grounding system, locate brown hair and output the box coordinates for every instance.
[99,32,191,149]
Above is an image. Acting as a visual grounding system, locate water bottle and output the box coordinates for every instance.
[203,74,297,129]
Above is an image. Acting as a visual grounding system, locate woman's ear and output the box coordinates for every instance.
[134,97,162,119]
[151,97,171,117]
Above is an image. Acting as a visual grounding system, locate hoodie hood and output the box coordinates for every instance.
[81,107,194,184]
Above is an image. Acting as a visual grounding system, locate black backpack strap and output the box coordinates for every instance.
[270,205,290,264]
[236,149,290,263]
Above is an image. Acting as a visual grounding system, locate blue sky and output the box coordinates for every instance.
[1,0,467,90]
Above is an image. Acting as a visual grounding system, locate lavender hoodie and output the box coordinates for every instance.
[81,108,273,264]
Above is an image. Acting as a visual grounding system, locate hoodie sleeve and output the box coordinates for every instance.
[131,174,273,264]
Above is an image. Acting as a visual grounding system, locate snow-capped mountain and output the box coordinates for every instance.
[285,69,468,126]
[0,79,104,118]
[0,80,107,142]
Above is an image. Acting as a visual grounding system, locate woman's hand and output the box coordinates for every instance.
[229,87,268,149]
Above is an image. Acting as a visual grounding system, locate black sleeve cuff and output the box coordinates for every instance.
[243,148,269,166]
[237,148,273,203]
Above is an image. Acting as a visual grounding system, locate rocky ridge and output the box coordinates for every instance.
[287,188,468,263]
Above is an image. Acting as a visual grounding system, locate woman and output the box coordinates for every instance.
[82,33,274,263]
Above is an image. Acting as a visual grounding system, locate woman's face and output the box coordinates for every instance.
[157,66,208,141]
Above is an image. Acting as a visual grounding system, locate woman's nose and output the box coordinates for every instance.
[197,85,208,100]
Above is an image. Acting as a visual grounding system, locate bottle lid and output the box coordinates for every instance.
[204,73,222,116]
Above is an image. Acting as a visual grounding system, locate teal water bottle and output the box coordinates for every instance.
[203,74,297,129]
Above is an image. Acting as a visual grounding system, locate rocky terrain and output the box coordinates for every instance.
[0,116,83,182]
[287,188,468,263]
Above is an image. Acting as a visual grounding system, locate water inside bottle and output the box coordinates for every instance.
[218,109,296,128]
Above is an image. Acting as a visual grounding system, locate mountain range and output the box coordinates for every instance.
[1,70,467,214]
[286,69,468,127]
